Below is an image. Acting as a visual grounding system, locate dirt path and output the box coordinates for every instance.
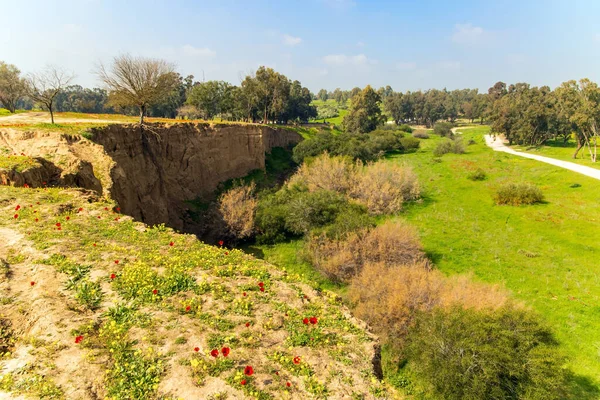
[0,112,121,125]
[484,135,600,181]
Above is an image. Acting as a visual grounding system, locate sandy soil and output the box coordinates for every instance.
[485,135,600,181]
[0,112,124,125]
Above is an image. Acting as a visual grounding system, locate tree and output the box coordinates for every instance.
[0,61,26,113]
[186,80,234,120]
[97,54,179,124]
[317,89,328,102]
[26,65,74,124]
[342,85,384,133]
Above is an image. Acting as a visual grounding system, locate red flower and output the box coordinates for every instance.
[245,322,250,328]
[221,347,230,357]
[210,349,219,358]
[302,318,309,325]
[114,260,119,264]
[15,205,20,211]
[23,183,29,188]
[114,217,119,221]
[185,305,191,312]
[55,222,61,228]
[110,273,116,280]
[116,207,121,212]
[240,379,247,385]
[243,292,247,297]
[244,365,254,376]
[258,282,264,287]
[152,289,158,295]
[169,241,174,246]
[35,218,38,222]
[13,214,18,219]
[36,202,40,205]
[309,317,318,325]
[42,182,46,186]
[66,216,70,221]
[104,207,108,211]
[78,208,83,212]
[30,281,35,286]
[286,382,291,387]
[75,335,84,344]
[225,251,229,255]
[260,287,265,292]
[97,216,101,219]
[293,356,301,365]
[93,243,96,247]
[194,347,199,352]
[218,240,224,246]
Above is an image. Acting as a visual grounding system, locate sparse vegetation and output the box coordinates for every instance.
[494,182,544,205]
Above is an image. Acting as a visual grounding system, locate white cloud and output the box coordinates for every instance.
[451,23,485,45]
[438,61,461,70]
[323,53,376,66]
[282,34,302,46]
[182,45,216,58]
[396,61,417,70]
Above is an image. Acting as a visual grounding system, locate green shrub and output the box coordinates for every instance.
[398,124,413,133]
[467,168,487,181]
[399,136,420,151]
[406,306,568,400]
[495,183,544,205]
[412,131,429,139]
[433,138,465,157]
[74,279,103,310]
[313,206,376,240]
[433,122,454,137]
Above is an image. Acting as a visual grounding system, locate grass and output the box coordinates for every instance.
[514,137,600,170]
[0,109,30,117]
[254,125,600,396]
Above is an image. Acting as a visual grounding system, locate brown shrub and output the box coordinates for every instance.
[288,152,355,193]
[348,263,511,340]
[218,183,257,239]
[306,220,426,282]
[349,161,420,215]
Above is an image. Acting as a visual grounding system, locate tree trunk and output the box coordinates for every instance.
[572,135,584,159]
[49,104,54,124]
[139,105,146,124]
[263,107,268,124]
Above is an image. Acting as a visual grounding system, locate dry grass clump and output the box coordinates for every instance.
[494,182,544,206]
[290,153,420,215]
[218,182,257,239]
[348,262,511,339]
[349,161,420,215]
[306,220,426,282]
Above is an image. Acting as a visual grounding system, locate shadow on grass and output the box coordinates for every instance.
[567,373,600,400]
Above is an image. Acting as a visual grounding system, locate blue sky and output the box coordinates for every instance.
[1,0,599,92]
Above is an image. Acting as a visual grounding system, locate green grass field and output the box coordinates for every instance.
[513,138,600,170]
[252,126,600,396]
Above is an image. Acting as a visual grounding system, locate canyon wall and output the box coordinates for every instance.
[91,122,302,231]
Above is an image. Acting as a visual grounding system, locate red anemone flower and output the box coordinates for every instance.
[104,207,108,211]
[78,208,83,212]
[169,241,174,246]
[15,205,20,211]
[55,222,62,227]
[240,379,247,385]
[225,251,229,255]
[194,347,199,352]
[13,214,18,219]
[258,282,264,287]
[302,318,309,325]
[286,382,291,387]
[75,335,84,344]
[260,287,265,292]
[218,240,224,246]
[35,218,38,222]
[243,292,247,296]
[152,289,158,295]
[30,281,35,286]
[245,322,250,328]
[110,273,116,280]
[210,349,219,358]
[293,356,301,365]
[185,305,191,312]
[116,207,121,212]
[66,216,70,221]
[309,317,318,325]
[93,243,97,247]
[114,260,119,264]
[221,347,230,357]
[244,366,254,376]
[23,183,29,188]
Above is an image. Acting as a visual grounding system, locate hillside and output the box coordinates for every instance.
[0,121,386,399]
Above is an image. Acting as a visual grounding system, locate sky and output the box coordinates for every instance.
[1,0,600,93]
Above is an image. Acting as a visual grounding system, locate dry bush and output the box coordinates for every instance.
[288,152,355,193]
[349,161,420,215]
[494,182,544,205]
[306,220,426,282]
[218,183,257,239]
[348,263,511,339]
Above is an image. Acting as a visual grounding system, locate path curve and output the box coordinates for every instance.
[484,135,600,181]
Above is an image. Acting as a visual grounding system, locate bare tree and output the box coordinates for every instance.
[26,66,74,124]
[0,61,26,113]
[97,54,179,124]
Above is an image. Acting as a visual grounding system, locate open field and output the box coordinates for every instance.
[513,138,600,170]
[253,125,600,395]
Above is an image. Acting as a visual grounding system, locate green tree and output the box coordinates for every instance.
[342,85,384,133]
[317,88,328,102]
[0,61,26,113]
[186,80,235,120]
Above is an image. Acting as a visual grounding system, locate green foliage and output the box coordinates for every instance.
[433,138,466,157]
[467,168,487,181]
[342,85,385,133]
[433,122,454,137]
[494,182,544,205]
[74,279,103,310]
[397,124,413,133]
[406,306,569,400]
[399,136,420,152]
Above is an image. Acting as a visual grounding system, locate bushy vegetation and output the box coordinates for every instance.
[433,137,466,157]
[467,168,487,181]
[412,130,429,139]
[495,182,544,205]
[218,182,257,239]
[433,121,454,137]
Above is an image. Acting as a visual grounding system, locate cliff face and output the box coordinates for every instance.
[91,122,302,231]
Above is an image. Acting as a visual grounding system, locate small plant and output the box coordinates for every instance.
[74,279,103,310]
[467,168,487,181]
[433,122,454,137]
[494,183,544,205]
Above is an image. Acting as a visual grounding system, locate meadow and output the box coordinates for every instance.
[253,125,600,395]
[513,137,600,170]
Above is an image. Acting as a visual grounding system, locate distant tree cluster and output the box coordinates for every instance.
[488,79,600,161]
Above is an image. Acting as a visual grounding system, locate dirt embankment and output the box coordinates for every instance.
[89,123,301,233]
